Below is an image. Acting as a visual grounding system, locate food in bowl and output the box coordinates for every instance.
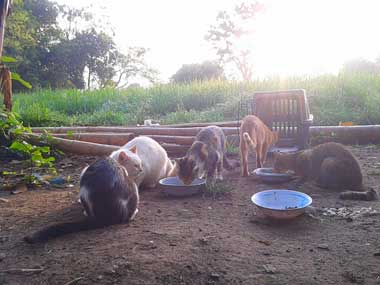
[253,168,295,183]
[159,176,206,197]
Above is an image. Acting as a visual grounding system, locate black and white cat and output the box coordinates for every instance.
[24,157,139,243]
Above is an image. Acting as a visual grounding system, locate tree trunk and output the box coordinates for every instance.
[0,0,12,111]
[1,64,12,111]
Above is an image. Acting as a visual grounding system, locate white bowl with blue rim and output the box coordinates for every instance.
[159,176,206,197]
[251,189,312,219]
[253,168,294,183]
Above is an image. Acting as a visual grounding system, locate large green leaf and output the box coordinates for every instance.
[11,72,32,89]
[0,56,17,63]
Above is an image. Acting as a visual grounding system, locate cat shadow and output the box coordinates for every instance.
[248,210,320,234]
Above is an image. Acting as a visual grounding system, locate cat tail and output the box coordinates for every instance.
[222,150,240,171]
[23,219,104,244]
[339,187,379,201]
[243,132,256,153]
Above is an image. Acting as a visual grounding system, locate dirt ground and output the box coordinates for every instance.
[1,145,380,285]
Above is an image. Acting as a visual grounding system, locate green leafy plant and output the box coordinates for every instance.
[1,109,56,185]
[1,55,32,89]
[204,181,234,198]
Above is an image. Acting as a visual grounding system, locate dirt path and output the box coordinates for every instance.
[1,146,380,284]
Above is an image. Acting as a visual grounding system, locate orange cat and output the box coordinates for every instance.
[239,115,279,176]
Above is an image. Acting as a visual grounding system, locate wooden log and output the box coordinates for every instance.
[50,133,136,146]
[24,134,188,156]
[310,125,380,145]
[24,134,119,155]
[50,132,239,148]
[147,135,194,145]
[161,143,189,154]
[32,126,239,136]
[161,120,241,128]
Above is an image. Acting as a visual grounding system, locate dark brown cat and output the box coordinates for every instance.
[24,157,139,243]
[175,125,238,185]
[239,115,279,176]
[273,142,378,201]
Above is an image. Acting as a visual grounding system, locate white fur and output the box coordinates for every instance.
[79,186,93,217]
[110,136,174,188]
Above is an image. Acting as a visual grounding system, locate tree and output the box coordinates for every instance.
[170,61,225,84]
[341,58,380,74]
[108,47,158,88]
[205,1,263,81]
[3,0,156,90]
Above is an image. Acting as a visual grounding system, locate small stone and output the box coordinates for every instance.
[263,264,277,274]
[317,244,329,250]
[104,268,116,275]
[97,275,104,280]
[157,209,162,214]
[0,252,6,261]
[210,273,220,280]
[373,252,380,257]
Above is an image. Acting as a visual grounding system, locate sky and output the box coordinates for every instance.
[56,0,380,83]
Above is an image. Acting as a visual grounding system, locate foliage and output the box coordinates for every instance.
[4,0,155,90]
[171,61,225,84]
[205,1,263,81]
[0,109,56,185]
[11,73,380,127]
[341,58,380,74]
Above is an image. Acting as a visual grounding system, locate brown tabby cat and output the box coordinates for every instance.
[273,142,378,201]
[239,115,279,176]
[175,125,237,185]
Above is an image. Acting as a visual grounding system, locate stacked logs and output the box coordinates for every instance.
[29,121,380,156]
[30,122,241,156]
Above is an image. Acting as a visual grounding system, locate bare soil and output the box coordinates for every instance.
[1,145,380,285]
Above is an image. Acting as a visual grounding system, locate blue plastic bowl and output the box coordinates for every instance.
[253,168,294,183]
[159,176,206,197]
[251,189,312,219]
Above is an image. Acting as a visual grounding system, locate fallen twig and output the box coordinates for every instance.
[0,267,44,274]
[63,276,85,285]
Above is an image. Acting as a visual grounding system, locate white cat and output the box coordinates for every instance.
[110,136,175,188]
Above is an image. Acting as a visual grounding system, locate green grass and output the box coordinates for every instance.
[13,74,380,127]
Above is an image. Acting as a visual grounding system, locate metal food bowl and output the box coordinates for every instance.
[251,189,312,219]
[253,168,294,183]
[159,176,206,197]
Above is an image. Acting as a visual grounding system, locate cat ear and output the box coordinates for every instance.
[129,145,137,154]
[200,145,208,159]
[119,151,128,162]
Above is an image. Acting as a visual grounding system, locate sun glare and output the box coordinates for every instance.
[56,0,380,80]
